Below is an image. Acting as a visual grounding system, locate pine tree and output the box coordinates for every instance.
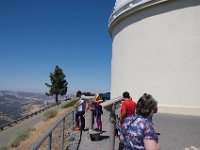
[45,65,68,104]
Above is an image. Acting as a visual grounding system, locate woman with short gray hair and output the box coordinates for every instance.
[120,93,160,150]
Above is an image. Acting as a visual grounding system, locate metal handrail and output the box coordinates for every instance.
[0,103,57,131]
[32,109,75,150]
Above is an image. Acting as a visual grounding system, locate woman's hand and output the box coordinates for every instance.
[98,99,103,103]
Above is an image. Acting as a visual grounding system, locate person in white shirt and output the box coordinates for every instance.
[75,91,86,131]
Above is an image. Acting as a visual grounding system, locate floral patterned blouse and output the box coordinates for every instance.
[121,114,158,150]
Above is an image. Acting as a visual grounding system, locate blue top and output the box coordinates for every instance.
[121,114,158,150]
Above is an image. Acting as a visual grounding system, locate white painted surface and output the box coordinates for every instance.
[110,0,200,115]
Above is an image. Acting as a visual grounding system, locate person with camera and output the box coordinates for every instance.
[94,93,104,132]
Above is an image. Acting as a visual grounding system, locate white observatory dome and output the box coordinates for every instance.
[109,0,200,116]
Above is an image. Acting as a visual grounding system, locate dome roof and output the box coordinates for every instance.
[114,0,132,10]
[109,0,152,27]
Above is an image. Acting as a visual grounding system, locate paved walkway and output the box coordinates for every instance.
[79,109,114,150]
[79,109,200,150]
[154,113,200,150]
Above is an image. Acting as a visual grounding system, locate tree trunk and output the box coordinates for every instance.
[55,94,59,105]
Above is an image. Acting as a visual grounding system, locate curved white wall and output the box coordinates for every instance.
[109,0,200,115]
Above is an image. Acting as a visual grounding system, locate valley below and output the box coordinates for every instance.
[0,90,58,126]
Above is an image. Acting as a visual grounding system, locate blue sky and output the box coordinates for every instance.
[0,0,115,94]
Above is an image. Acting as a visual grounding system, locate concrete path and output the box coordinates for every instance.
[154,113,200,150]
[79,109,112,150]
[79,109,200,150]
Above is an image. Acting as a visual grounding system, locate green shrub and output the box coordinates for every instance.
[43,109,58,121]
[62,99,78,109]
[10,128,31,147]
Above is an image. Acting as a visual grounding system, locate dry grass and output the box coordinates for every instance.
[0,145,9,150]
[9,107,73,150]
[43,109,58,121]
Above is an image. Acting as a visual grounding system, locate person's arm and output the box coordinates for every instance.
[83,102,89,117]
[144,139,160,150]
[143,122,160,150]
[120,101,126,125]
[85,102,90,111]
[120,110,126,125]
[98,99,104,103]
[94,97,103,105]
[94,97,98,102]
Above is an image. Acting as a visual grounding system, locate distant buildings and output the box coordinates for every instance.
[109,0,200,115]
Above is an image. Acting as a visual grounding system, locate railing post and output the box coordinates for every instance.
[109,104,116,150]
[73,109,77,128]
[48,133,52,150]
[61,117,65,150]
[72,110,74,127]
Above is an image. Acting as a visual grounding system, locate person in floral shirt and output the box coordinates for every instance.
[121,93,160,150]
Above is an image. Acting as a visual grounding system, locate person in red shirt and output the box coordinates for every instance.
[119,91,137,125]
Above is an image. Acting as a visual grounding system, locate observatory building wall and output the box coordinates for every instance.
[109,0,200,115]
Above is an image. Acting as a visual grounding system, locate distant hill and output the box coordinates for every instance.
[0,90,64,126]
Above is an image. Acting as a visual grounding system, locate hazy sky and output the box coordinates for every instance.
[0,0,115,94]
